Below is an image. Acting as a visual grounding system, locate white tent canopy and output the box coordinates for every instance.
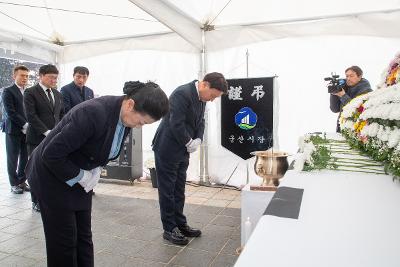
[1,0,400,61]
[1,0,400,186]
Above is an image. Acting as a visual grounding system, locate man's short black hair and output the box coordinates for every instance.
[73,66,89,76]
[13,65,29,73]
[203,72,228,94]
[39,64,59,75]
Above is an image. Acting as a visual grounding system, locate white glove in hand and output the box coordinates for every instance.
[84,167,101,193]
[78,170,93,189]
[186,138,202,153]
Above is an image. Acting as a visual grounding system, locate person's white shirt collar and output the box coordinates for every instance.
[15,83,25,94]
[39,82,49,92]
[39,82,54,102]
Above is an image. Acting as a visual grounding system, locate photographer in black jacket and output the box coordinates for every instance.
[329,66,372,132]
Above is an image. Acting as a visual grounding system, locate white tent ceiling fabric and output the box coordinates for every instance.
[1,0,400,61]
[1,0,400,185]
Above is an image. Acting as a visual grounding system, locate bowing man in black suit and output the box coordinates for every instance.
[152,72,228,245]
[2,65,30,194]
[25,81,169,267]
[24,64,64,212]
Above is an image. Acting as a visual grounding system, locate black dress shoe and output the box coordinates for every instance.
[11,185,23,194]
[32,202,40,212]
[163,227,189,245]
[18,182,30,192]
[178,224,202,237]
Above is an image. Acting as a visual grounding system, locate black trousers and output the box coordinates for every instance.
[155,154,189,232]
[27,144,39,204]
[5,133,27,186]
[39,199,94,267]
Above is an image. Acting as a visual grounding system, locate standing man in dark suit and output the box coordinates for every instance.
[24,64,64,211]
[60,66,94,114]
[2,65,30,194]
[26,81,169,267]
[152,72,228,245]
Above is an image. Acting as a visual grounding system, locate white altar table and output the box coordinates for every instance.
[235,169,400,267]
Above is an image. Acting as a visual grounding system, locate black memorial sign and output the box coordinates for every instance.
[221,77,274,160]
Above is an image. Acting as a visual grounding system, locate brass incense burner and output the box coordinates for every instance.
[250,150,289,191]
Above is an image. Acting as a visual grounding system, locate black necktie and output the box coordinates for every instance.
[46,89,54,107]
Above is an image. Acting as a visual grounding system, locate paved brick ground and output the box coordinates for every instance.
[0,133,241,266]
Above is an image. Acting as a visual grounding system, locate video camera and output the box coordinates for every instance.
[324,73,346,94]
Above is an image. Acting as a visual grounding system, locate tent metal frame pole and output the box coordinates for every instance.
[199,28,211,185]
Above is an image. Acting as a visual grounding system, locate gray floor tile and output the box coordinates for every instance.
[92,234,114,253]
[0,251,10,260]
[220,238,241,256]
[101,237,148,257]
[210,254,238,267]
[29,259,47,267]
[92,221,135,238]
[193,206,223,215]
[136,243,182,263]
[22,227,46,241]
[187,235,229,252]
[0,236,38,254]
[0,144,242,266]
[186,213,216,228]
[0,217,21,229]
[220,208,241,218]
[95,250,129,267]
[0,254,38,267]
[14,240,46,260]
[170,248,216,267]
[1,221,41,235]
[118,214,155,227]
[120,257,166,267]
[210,215,240,228]
[124,226,162,242]
[183,204,201,215]
[203,225,237,239]
[0,231,16,243]
[0,206,20,217]
[5,209,42,222]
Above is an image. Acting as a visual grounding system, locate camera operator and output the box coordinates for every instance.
[329,66,372,132]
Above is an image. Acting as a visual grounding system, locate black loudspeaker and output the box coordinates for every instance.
[101,128,143,182]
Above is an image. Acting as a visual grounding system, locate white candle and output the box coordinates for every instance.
[244,217,252,244]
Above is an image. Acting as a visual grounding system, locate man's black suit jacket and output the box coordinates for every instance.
[26,96,130,210]
[1,84,26,136]
[152,80,205,161]
[23,84,64,145]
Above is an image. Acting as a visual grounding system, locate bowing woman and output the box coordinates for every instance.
[26,81,169,267]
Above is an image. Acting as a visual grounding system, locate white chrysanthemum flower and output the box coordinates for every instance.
[293,154,306,172]
[389,103,400,120]
[360,124,370,136]
[379,126,391,142]
[303,143,316,160]
[388,128,400,148]
[368,123,380,137]
[342,120,354,130]
[298,136,306,152]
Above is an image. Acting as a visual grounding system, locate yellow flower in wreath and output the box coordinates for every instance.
[354,120,367,133]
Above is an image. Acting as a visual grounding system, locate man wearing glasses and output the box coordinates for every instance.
[24,64,64,212]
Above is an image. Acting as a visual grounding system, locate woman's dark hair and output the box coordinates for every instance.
[123,81,169,121]
[345,66,363,77]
